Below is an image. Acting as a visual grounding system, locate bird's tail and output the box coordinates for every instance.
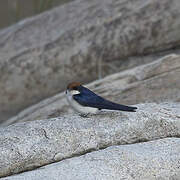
[113,104,137,112]
[100,99,137,112]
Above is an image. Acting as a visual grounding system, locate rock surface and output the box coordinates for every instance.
[0,102,180,177]
[4,54,180,126]
[1,0,180,122]
[2,138,180,180]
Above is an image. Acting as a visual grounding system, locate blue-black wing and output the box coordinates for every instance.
[73,86,137,112]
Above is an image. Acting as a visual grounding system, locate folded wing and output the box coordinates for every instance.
[73,86,137,112]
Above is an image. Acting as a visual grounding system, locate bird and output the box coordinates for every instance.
[66,82,137,115]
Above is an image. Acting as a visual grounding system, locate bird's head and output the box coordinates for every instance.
[66,82,82,95]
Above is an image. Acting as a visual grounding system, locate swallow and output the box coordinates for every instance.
[66,82,137,115]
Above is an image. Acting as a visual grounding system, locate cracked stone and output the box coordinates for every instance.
[0,102,180,177]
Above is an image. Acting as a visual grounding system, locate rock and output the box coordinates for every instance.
[4,54,180,126]
[0,102,180,177]
[2,138,180,180]
[1,0,180,123]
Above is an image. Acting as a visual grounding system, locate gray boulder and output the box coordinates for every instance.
[1,0,180,122]
[0,102,180,177]
[4,54,180,126]
[3,138,180,180]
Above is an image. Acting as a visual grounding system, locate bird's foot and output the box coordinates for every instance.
[79,113,90,118]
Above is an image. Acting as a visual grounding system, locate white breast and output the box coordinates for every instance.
[66,90,99,115]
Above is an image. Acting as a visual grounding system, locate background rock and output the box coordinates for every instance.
[4,54,180,126]
[0,102,180,177]
[1,0,180,123]
[2,138,180,180]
